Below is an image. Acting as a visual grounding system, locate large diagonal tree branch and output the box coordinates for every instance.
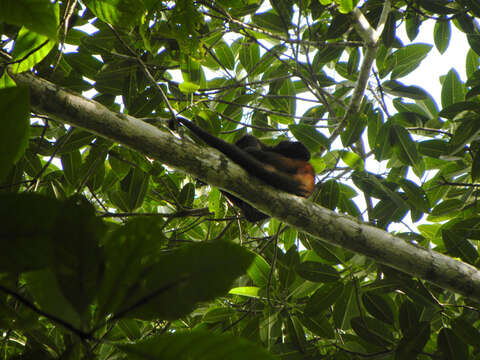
[11,70,480,302]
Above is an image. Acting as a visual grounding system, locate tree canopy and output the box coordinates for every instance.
[2,0,480,359]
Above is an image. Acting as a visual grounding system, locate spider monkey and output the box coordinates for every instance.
[172,116,315,222]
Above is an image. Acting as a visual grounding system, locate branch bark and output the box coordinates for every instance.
[12,71,480,303]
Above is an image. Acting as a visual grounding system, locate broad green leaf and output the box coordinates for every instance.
[296,261,340,282]
[118,331,276,360]
[99,240,254,320]
[214,41,235,70]
[289,124,329,153]
[396,322,430,359]
[0,86,29,181]
[0,0,59,39]
[399,179,430,213]
[202,307,236,323]
[64,52,103,79]
[11,27,55,73]
[179,182,195,208]
[431,199,463,216]
[448,115,480,155]
[119,167,150,211]
[452,319,480,347]
[23,269,82,329]
[441,69,465,108]
[439,101,480,119]
[467,33,480,57]
[362,292,394,325]
[247,255,270,287]
[61,150,82,187]
[434,19,450,54]
[388,44,432,79]
[391,125,420,167]
[442,229,478,264]
[437,328,469,360]
[341,151,364,170]
[383,80,429,100]
[398,300,419,334]
[229,286,260,298]
[83,0,145,28]
[52,195,106,315]
[418,139,449,157]
[239,41,260,73]
[466,49,480,78]
[318,179,339,210]
[341,113,366,147]
[285,315,307,352]
[0,193,58,272]
[305,282,344,315]
[252,11,285,34]
[351,316,395,346]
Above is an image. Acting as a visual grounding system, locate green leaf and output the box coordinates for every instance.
[214,41,235,70]
[11,27,55,73]
[441,69,465,108]
[431,199,463,216]
[0,193,58,272]
[438,101,480,119]
[179,182,195,208]
[296,261,340,282]
[179,81,200,94]
[305,282,344,315]
[318,179,340,210]
[418,139,450,158]
[64,52,103,79]
[398,300,419,334]
[442,229,478,264]
[61,150,82,187]
[239,41,260,73]
[119,167,150,211]
[285,315,307,352]
[391,125,420,167]
[0,0,59,40]
[333,282,358,330]
[252,11,285,34]
[448,115,480,155]
[351,316,395,346]
[247,255,271,287]
[341,113,366,147]
[99,240,254,320]
[202,307,236,323]
[341,151,364,170]
[229,286,260,298]
[399,179,430,213]
[362,292,394,325]
[389,44,432,79]
[118,331,276,360]
[434,19,450,54]
[23,269,82,329]
[396,322,430,359]
[382,80,429,100]
[472,151,480,181]
[0,86,30,181]
[467,33,480,57]
[289,124,329,153]
[451,319,480,347]
[52,195,106,315]
[83,0,145,28]
[437,328,469,360]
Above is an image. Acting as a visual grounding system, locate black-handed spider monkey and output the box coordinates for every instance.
[172,116,315,222]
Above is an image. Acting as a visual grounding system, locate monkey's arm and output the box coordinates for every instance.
[175,117,308,196]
